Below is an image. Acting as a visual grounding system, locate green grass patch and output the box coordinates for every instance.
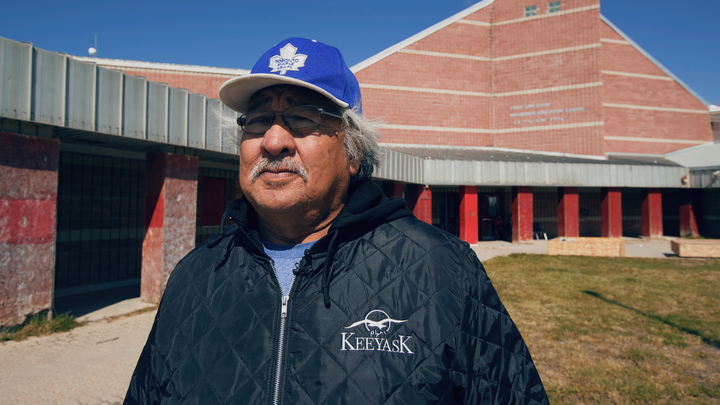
[690,383,720,398]
[484,254,720,404]
[0,312,83,342]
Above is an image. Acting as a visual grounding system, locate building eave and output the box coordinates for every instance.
[71,56,250,76]
[374,144,691,188]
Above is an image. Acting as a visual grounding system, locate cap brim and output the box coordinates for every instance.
[219,74,350,114]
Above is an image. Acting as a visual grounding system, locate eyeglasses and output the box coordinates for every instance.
[237,105,343,135]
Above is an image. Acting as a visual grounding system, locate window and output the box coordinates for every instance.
[525,5,537,17]
[549,1,561,13]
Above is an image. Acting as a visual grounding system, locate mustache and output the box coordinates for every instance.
[249,158,308,182]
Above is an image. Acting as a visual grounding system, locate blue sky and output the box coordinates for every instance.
[3,0,718,105]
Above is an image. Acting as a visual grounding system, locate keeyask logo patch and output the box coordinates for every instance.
[340,310,414,354]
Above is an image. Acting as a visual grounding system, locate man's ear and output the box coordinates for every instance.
[338,130,362,177]
[347,135,362,176]
[349,153,361,177]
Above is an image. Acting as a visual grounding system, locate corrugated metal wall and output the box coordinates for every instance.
[373,149,424,184]
[0,36,238,154]
[691,169,720,189]
[424,159,689,188]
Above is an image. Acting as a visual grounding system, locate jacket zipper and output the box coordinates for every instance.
[271,261,296,405]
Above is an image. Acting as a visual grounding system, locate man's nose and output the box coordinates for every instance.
[261,116,296,156]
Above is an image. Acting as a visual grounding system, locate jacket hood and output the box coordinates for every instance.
[330,178,413,232]
[217,178,415,308]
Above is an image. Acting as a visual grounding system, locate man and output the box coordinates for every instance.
[125,38,548,404]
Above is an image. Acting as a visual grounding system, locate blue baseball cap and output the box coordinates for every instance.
[219,38,362,114]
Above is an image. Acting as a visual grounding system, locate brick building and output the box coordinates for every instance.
[1,0,718,326]
[351,0,716,241]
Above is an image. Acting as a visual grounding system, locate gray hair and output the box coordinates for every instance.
[340,107,382,183]
[226,106,383,183]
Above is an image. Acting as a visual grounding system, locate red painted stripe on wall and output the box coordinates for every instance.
[0,198,57,245]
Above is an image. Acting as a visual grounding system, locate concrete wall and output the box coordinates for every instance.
[141,153,199,304]
[0,132,59,326]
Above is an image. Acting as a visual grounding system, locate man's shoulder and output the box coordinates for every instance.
[164,225,242,288]
[381,215,472,252]
[365,216,479,273]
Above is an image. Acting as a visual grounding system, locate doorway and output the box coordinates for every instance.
[479,194,503,240]
[432,191,459,237]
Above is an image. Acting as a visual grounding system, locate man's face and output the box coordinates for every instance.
[238,85,360,230]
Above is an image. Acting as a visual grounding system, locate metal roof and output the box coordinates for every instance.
[373,144,689,188]
[384,144,682,166]
[0,36,240,157]
[664,143,720,169]
[71,56,249,76]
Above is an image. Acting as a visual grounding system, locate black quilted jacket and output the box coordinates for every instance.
[125,179,548,404]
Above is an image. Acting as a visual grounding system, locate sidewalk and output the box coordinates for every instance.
[0,309,156,405]
[0,237,679,404]
[470,236,677,263]
[472,239,549,263]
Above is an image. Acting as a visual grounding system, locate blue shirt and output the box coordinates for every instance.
[261,238,317,296]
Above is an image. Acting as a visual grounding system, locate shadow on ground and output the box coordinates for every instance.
[583,290,720,349]
[54,284,140,318]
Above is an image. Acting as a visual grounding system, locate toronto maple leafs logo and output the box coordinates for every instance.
[269,43,307,75]
[345,310,407,333]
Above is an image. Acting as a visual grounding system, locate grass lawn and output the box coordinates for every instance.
[484,254,720,404]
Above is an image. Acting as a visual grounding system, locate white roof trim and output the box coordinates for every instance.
[71,56,250,76]
[600,14,710,108]
[662,142,720,168]
[663,141,718,157]
[351,0,495,73]
[606,152,665,158]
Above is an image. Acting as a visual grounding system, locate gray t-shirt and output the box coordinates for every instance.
[261,238,317,296]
